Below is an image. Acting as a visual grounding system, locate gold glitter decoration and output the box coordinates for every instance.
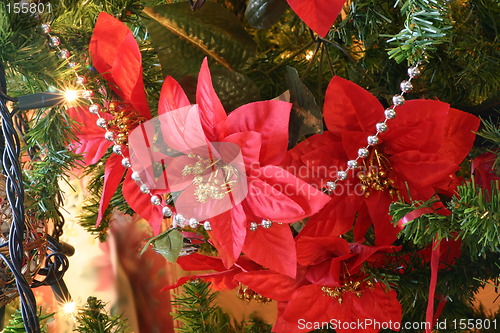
[237,284,272,303]
[106,102,147,145]
[321,279,373,304]
[357,148,399,198]
[182,154,239,203]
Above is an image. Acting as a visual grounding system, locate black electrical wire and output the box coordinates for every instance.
[0,61,40,332]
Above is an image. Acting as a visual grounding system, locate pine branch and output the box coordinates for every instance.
[2,307,53,333]
[386,0,452,64]
[74,297,129,333]
[450,179,500,256]
[171,281,272,333]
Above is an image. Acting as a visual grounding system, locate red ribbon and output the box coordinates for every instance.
[397,207,436,229]
[426,239,441,333]
[398,207,445,332]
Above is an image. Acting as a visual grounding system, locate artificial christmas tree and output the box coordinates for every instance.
[0,0,498,332]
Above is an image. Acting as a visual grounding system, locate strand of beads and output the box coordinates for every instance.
[39,23,177,224]
[324,64,421,192]
[39,22,274,233]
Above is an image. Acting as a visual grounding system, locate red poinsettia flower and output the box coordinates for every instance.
[472,151,500,191]
[156,58,330,277]
[68,12,165,233]
[161,253,262,292]
[236,236,401,333]
[282,76,480,245]
[286,0,347,37]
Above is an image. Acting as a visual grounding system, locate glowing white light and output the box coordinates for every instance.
[64,90,80,102]
[62,301,76,314]
[305,50,315,60]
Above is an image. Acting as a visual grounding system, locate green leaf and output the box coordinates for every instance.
[143,2,256,78]
[245,0,289,29]
[285,66,323,148]
[152,229,184,263]
[210,67,260,111]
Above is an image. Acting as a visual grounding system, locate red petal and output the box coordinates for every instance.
[364,191,399,246]
[391,151,458,200]
[296,236,350,266]
[300,193,362,238]
[305,255,353,286]
[283,284,333,324]
[244,176,306,222]
[90,12,150,118]
[97,154,125,225]
[224,100,291,166]
[324,76,383,134]
[122,170,164,235]
[252,165,331,223]
[329,284,402,333]
[243,223,297,278]
[196,58,227,141]
[348,243,399,272]
[440,107,480,164]
[176,253,227,271]
[281,131,346,187]
[223,131,262,168]
[208,204,247,267]
[382,100,449,155]
[235,270,302,301]
[273,301,310,333]
[158,76,190,115]
[162,268,240,291]
[286,0,346,37]
[67,106,111,165]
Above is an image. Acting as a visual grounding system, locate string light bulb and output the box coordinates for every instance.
[62,301,77,315]
[63,89,80,103]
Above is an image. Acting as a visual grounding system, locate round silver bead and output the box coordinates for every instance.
[325,181,337,191]
[407,66,421,78]
[337,170,348,180]
[112,144,122,155]
[89,103,100,114]
[249,222,258,231]
[174,214,186,228]
[140,183,150,194]
[188,218,199,228]
[104,131,115,141]
[76,76,87,85]
[367,135,379,146]
[392,95,405,106]
[59,49,70,59]
[261,219,272,229]
[162,206,172,218]
[49,36,60,47]
[358,148,369,158]
[376,122,388,133]
[384,108,396,119]
[81,90,94,99]
[400,80,413,92]
[203,221,212,231]
[68,62,78,69]
[96,118,107,128]
[131,171,141,182]
[41,23,51,34]
[347,160,358,169]
[150,195,161,205]
[121,157,131,168]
